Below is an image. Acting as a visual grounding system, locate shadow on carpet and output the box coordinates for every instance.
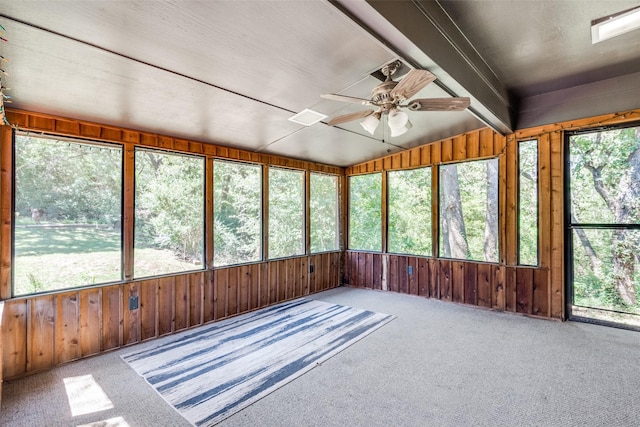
[122,298,395,426]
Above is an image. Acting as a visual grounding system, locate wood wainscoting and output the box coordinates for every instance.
[1,253,340,380]
[344,252,549,317]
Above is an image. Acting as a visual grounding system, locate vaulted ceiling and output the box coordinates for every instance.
[0,1,639,166]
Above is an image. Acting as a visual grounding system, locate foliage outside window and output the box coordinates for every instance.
[14,135,122,295]
[268,167,305,259]
[387,167,432,256]
[214,160,262,267]
[134,150,204,278]
[518,140,538,266]
[439,158,499,262]
[569,125,640,315]
[349,173,382,251]
[310,173,339,253]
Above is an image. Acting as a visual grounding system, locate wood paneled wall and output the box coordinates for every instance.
[2,254,339,379]
[0,109,342,380]
[345,109,640,320]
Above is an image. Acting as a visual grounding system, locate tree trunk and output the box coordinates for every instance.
[483,159,498,262]
[441,165,468,259]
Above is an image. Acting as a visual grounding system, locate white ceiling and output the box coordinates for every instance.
[0,1,639,167]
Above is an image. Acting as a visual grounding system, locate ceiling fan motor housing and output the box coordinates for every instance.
[370,80,399,111]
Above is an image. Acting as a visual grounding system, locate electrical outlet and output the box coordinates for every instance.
[408,265,413,275]
[309,264,314,273]
[129,296,139,310]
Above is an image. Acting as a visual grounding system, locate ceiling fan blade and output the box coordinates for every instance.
[405,97,471,111]
[390,69,436,100]
[321,93,372,105]
[327,109,374,126]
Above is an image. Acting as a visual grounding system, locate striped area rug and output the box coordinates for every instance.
[122,298,395,426]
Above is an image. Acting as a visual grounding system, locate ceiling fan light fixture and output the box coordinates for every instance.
[390,119,412,137]
[360,113,380,135]
[388,109,409,130]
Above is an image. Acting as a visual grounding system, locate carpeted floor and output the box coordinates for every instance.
[2,287,640,427]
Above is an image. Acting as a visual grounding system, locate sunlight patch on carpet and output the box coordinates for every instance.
[122,298,394,426]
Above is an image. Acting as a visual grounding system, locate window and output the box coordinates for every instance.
[310,173,339,253]
[268,167,305,259]
[134,149,205,278]
[518,140,538,266]
[348,173,382,251]
[388,167,432,256]
[439,158,499,262]
[213,160,262,267]
[13,134,122,295]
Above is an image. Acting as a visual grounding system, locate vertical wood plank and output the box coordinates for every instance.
[228,267,239,316]
[249,264,260,309]
[389,255,398,293]
[27,296,55,372]
[464,262,477,305]
[123,143,135,280]
[440,260,452,301]
[309,255,318,293]
[190,272,204,326]
[140,280,157,341]
[493,266,505,311]
[408,257,419,295]
[79,289,101,357]
[268,261,278,304]
[102,285,121,350]
[365,253,373,289]
[299,256,308,296]
[259,263,269,308]
[477,263,492,308]
[238,265,250,313]
[204,271,215,323]
[451,261,465,303]
[441,139,453,163]
[533,269,550,317]
[417,257,429,297]
[420,145,431,166]
[2,301,27,378]
[206,158,214,269]
[157,277,174,335]
[505,139,518,265]
[56,292,80,363]
[453,135,466,160]
[373,253,382,290]
[429,259,439,298]
[174,275,189,330]
[538,134,551,270]
[550,131,564,319]
[479,129,494,157]
[466,131,480,159]
[516,268,534,314]
[0,126,13,299]
[505,267,517,312]
[398,256,408,294]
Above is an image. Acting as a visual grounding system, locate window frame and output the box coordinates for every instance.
[267,165,306,260]
[309,171,340,254]
[437,157,500,263]
[213,158,264,268]
[386,166,433,257]
[347,172,383,252]
[517,139,540,267]
[133,147,207,279]
[12,132,125,296]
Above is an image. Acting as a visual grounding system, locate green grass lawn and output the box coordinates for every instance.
[14,226,202,295]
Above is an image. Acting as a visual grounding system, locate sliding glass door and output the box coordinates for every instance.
[567,123,640,329]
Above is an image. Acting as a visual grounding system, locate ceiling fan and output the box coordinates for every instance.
[322,61,470,137]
